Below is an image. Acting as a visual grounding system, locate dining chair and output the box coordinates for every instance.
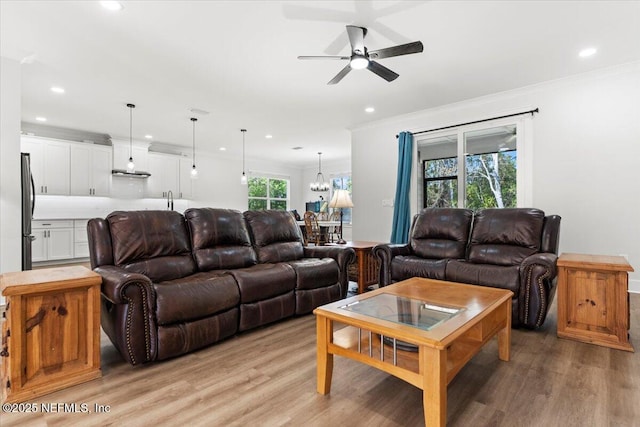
[303,211,327,246]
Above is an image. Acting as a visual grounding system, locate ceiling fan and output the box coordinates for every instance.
[298,25,423,85]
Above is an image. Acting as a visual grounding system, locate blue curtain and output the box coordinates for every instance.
[390,131,413,244]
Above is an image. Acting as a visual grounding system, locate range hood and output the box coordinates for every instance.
[111,169,151,178]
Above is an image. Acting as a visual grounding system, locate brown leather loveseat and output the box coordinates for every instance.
[373,208,560,328]
[88,208,355,365]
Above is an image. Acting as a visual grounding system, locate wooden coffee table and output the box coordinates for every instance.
[314,277,513,426]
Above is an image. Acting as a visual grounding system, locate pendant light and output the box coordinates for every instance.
[190,117,198,178]
[310,152,330,191]
[126,103,135,171]
[240,129,247,185]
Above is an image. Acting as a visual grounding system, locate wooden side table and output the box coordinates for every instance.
[1,266,102,403]
[328,241,381,294]
[557,253,634,352]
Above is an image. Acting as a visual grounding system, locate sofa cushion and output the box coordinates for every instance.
[446,260,520,294]
[107,210,196,282]
[391,256,447,282]
[228,263,296,304]
[154,272,240,325]
[185,208,257,271]
[286,258,339,290]
[410,208,473,259]
[244,210,304,263]
[467,208,545,266]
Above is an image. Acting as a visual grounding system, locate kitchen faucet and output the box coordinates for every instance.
[167,190,174,211]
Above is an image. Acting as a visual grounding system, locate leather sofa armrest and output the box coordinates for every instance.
[373,244,412,287]
[94,265,157,365]
[303,246,356,297]
[519,252,559,328]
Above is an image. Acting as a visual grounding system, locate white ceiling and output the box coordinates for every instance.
[2,1,639,167]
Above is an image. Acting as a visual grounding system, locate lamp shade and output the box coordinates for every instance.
[329,189,354,209]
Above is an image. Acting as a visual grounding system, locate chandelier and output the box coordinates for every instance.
[310,152,330,192]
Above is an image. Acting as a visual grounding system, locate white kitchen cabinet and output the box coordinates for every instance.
[31,220,74,262]
[21,137,70,195]
[70,143,112,196]
[179,157,194,199]
[74,219,90,258]
[146,152,180,198]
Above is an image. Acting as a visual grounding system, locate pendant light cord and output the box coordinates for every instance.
[241,129,247,174]
[126,103,135,160]
[191,117,197,166]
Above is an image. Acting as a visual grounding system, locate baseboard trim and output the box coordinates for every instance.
[629,279,639,294]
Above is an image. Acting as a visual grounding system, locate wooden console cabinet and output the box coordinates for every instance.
[557,253,634,352]
[1,266,102,403]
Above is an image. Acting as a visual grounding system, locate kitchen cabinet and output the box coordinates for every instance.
[70,143,112,196]
[21,137,70,195]
[146,152,179,198]
[31,220,74,262]
[74,219,90,258]
[179,157,194,199]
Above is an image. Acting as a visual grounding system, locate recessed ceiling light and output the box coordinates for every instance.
[50,86,65,94]
[36,117,47,122]
[144,134,153,139]
[579,47,597,58]
[365,107,375,113]
[219,147,227,151]
[265,134,273,139]
[100,1,123,11]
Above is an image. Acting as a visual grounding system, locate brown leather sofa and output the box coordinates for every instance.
[373,208,561,328]
[88,208,355,365]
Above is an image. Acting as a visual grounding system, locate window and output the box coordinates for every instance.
[331,175,352,223]
[248,176,289,210]
[419,123,521,209]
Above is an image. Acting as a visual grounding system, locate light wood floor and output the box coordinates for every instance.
[3,294,639,427]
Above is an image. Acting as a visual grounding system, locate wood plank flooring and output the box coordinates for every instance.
[2,294,639,427]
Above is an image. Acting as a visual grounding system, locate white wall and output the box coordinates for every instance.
[0,57,22,275]
[351,61,640,292]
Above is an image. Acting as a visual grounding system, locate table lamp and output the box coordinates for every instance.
[328,189,353,244]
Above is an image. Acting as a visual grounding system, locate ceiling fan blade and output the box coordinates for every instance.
[367,60,399,82]
[298,55,350,60]
[346,25,367,54]
[328,64,352,85]
[369,41,424,60]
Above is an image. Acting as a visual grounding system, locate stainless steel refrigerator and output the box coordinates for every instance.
[21,152,36,270]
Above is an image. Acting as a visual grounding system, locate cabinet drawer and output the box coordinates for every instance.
[32,220,74,229]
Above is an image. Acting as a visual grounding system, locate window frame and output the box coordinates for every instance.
[247,174,290,211]
[415,115,532,209]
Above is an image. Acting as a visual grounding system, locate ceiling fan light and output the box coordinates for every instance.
[350,55,369,70]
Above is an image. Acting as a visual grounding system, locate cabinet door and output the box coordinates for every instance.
[179,157,193,199]
[21,140,46,195]
[91,145,112,196]
[43,142,70,195]
[146,154,166,198]
[47,228,74,260]
[70,144,92,195]
[31,229,47,262]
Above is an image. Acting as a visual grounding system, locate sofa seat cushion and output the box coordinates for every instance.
[391,256,447,282]
[229,263,296,303]
[446,260,520,294]
[286,258,339,290]
[154,272,240,326]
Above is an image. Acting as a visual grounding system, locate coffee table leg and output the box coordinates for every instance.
[497,298,512,361]
[316,315,333,394]
[421,346,447,427]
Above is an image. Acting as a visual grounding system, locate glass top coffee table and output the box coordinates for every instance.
[314,277,513,427]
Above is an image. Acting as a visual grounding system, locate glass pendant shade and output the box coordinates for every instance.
[310,152,330,191]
